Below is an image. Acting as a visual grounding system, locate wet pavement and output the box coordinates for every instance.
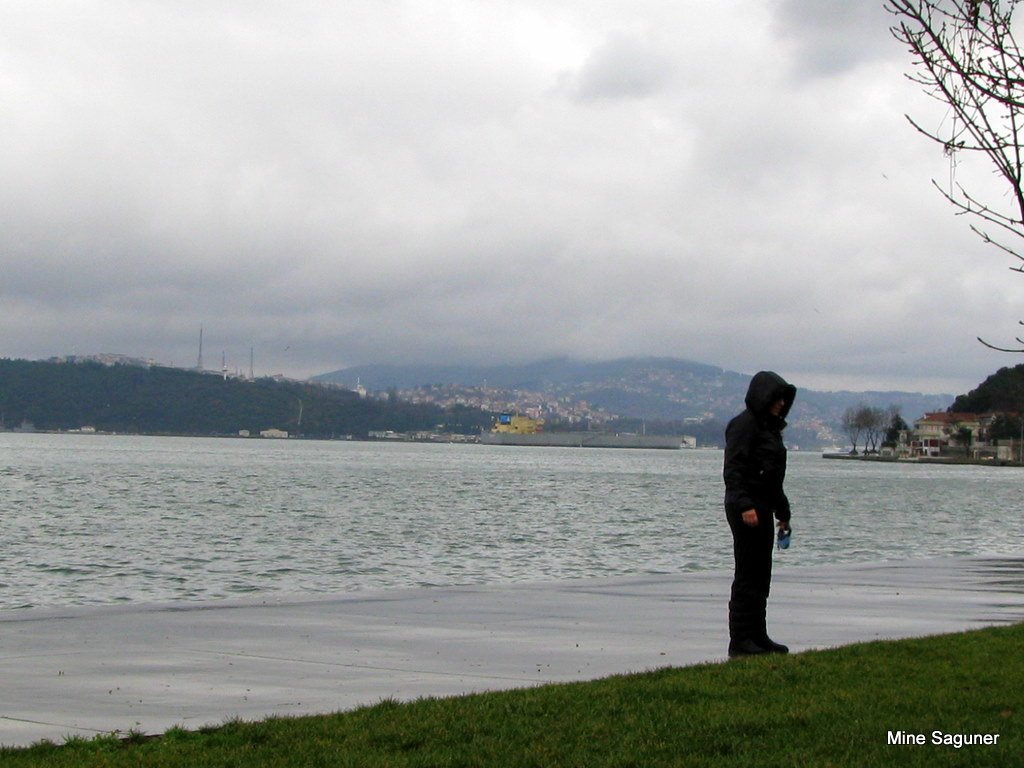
[2,555,1023,747]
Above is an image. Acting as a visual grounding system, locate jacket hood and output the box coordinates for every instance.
[744,371,796,421]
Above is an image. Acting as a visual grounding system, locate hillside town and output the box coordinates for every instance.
[394,383,615,427]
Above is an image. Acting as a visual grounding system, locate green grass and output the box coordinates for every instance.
[2,624,1021,767]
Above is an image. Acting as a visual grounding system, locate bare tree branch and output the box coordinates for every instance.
[887,0,1024,351]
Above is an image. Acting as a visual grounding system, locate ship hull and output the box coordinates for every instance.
[479,432,684,449]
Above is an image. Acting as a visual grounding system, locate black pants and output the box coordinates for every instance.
[726,507,775,641]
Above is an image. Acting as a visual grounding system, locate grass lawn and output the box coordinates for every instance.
[1,623,1020,767]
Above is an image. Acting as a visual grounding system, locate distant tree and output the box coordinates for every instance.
[841,406,860,453]
[944,423,974,448]
[883,406,910,448]
[888,0,1024,351]
[841,405,865,453]
[862,406,888,454]
[987,411,1023,439]
[842,403,888,453]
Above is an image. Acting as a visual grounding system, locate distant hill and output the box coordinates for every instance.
[1,356,955,447]
[949,364,1024,413]
[314,356,954,446]
[0,359,491,437]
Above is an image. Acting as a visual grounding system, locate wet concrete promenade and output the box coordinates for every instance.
[2,555,1023,747]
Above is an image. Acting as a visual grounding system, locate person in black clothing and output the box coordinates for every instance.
[723,370,796,658]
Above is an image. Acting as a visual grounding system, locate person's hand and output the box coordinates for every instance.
[777,520,790,533]
[741,509,758,527]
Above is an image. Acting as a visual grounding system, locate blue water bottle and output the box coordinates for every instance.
[777,525,791,550]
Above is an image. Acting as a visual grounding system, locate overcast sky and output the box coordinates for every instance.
[3,0,1022,394]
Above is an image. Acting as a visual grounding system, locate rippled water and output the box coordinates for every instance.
[1,433,1022,610]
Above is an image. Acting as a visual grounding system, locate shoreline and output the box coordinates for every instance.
[2,555,1023,747]
[822,452,1023,467]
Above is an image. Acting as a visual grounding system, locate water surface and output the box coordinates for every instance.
[1,433,1020,610]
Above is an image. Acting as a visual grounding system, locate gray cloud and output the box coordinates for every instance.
[0,0,1016,394]
[571,33,673,101]
[774,0,899,77]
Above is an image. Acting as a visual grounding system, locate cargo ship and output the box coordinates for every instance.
[479,414,691,449]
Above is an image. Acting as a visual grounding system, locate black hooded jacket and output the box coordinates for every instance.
[723,371,797,523]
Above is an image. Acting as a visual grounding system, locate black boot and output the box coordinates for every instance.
[728,599,766,657]
[752,602,788,654]
[755,635,789,654]
[728,638,769,658]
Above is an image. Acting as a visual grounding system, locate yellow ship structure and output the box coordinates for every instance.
[490,414,546,434]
